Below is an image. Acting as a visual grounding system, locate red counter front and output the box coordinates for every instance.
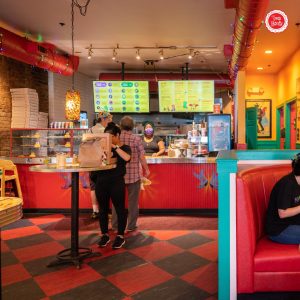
[17,159,218,210]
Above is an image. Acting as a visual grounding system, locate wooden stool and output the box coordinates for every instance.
[0,160,23,199]
[0,197,23,227]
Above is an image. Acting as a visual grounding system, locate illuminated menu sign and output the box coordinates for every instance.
[93,81,149,113]
[158,80,214,112]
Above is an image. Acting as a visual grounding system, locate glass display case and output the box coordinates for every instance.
[10,128,88,158]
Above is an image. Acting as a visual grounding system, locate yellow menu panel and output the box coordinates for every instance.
[93,81,149,113]
[159,80,214,112]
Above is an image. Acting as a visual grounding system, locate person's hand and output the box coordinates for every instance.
[152,153,158,157]
[144,168,150,178]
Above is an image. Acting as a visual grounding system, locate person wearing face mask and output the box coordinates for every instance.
[142,121,165,157]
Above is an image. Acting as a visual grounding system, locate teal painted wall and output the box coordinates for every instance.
[256,140,278,149]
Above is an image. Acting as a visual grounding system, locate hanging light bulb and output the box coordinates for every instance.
[65,0,80,121]
[159,49,164,60]
[188,49,193,60]
[112,48,117,60]
[136,49,141,60]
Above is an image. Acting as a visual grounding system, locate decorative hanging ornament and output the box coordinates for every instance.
[65,90,80,121]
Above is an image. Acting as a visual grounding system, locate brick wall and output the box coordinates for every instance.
[0,56,48,156]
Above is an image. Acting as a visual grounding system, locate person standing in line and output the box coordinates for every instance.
[96,123,131,249]
[89,111,113,219]
[112,116,150,232]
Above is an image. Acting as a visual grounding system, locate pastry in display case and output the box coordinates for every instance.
[10,128,88,159]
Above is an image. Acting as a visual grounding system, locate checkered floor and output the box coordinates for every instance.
[1,214,218,300]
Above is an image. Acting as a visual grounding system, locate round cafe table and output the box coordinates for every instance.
[29,163,116,269]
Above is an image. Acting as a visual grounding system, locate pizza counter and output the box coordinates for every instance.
[9,156,218,212]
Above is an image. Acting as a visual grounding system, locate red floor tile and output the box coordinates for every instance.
[35,264,102,296]
[2,263,31,286]
[29,214,65,225]
[107,263,173,295]
[189,240,218,261]
[129,241,183,262]
[12,241,65,263]
[2,226,42,240]
[145,230,189,240]
[205,296,218,300]
[181,262,218,294]
[1,241,10,252]
[46,230,70,240]
[195,230,218,240]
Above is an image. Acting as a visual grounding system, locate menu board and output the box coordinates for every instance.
[93,81,149,113]
[159,80,214,112]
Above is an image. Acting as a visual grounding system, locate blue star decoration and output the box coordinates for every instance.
[193,170,208,189]
[209,171,218,189]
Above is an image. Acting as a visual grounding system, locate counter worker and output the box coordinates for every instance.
[265,153,300,244]
[111,116,150,232]
[89,111,113,219]
[142,121,165,157]
[95,122,131,249]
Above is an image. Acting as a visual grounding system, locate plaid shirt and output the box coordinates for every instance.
[120,130,145,184]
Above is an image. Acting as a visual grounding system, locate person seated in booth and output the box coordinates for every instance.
[142,121,165,157]
[265,153,300,244]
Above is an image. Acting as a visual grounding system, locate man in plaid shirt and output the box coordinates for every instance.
[112,116,150,231]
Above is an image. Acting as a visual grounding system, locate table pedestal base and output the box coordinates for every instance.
[47,247,101,269]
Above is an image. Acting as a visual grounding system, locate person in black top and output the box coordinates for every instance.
[142,121,165,157]
[95,123,131,249]
[265,153,300,244]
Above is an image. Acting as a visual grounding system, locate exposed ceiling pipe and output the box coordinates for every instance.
[227,0,269,81]
[0,27,79,76]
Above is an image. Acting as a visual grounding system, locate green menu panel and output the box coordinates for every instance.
[159,80,214,112]
[93,81,149,113]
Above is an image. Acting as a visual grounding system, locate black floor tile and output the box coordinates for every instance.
[132,277,209,300]
[5,233,53,250]
[2,218,33,230]
[168,232,213,249]
[59,233,99,248]
[124,232,158,250]
[2,278,45,300]
[51,279,125,300]
[154,251,209,276]
[88,251,146,276]
[1,251,19,267]
[23,255,70,277]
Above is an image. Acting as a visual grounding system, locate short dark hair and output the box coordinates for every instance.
[120,116,134,131]
[292,153,300,176]
[104,122,121,136]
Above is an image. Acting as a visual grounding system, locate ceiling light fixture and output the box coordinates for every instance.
[112,48,117,60]
[257,67,264,70]
[136,49,141,60]
[159,49,164,60]
[188,49,193,60]
[264,50,272,54]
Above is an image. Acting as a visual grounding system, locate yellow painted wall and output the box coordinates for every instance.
[277,48,300,103]
[244,74,277,140]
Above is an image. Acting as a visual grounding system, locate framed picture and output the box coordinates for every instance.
[246,99,272,138]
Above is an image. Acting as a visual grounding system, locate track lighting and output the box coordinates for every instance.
[136,49,141,60]
[112,48,117,60]
[159,49,164,60]
[87,44,93,59]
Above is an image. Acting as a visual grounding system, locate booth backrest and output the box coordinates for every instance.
[236,164,291,290]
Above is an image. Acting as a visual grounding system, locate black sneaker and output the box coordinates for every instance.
[91,212,99,219]
[98,234,110,247]
[112,235,125,249]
